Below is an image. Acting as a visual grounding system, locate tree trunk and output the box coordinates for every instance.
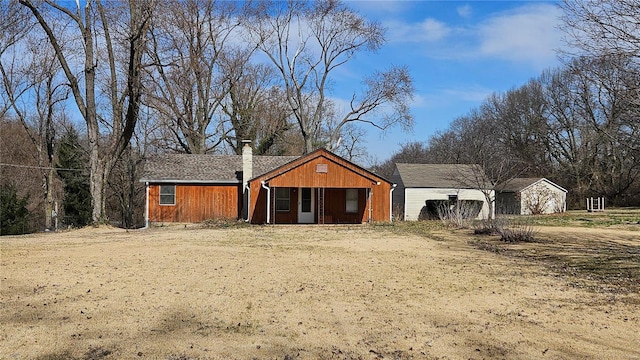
[44,167,55,229]
[89,155,104,223]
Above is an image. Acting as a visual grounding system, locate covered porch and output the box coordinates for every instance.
[246,149,393,225]
[256,186,374,224]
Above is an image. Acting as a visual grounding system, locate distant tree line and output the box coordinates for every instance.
[375,0,640,209]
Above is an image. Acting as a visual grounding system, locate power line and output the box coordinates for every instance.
[0,162,85,172]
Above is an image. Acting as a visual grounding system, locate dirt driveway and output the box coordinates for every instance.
[1,225,639,359]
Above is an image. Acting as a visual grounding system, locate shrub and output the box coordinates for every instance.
[472,217,508,235]
[473,217,537,242]
[437,200,483,228]
[0,184,31,235]
[498,223,537,243]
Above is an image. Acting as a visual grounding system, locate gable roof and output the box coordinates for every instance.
[140,154,298,183]
[498,178,567,193]
[254,148,391,185]
[394,163,490,189]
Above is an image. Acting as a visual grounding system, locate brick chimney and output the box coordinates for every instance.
[242,140,252,220]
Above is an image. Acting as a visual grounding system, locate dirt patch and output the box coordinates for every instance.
[2,225,639,359]
[471,226,640,296]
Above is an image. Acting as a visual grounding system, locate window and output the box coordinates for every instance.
[301,188,312,212]
[275,188,290,212]
[346,189,358,213]
[159,185,176,205]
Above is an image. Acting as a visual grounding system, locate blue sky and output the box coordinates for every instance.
[338,0,565,163]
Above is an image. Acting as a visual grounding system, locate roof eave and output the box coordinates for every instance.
[139,179,241,184]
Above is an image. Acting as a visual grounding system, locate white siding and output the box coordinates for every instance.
[404,188,494,220]
[519,180,567,215]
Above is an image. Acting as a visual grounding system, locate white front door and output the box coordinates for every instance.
[298,187,314,223]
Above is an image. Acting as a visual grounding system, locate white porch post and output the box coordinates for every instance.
[261,181,270,224]
[144,182,149,228]
[390,184,397,222]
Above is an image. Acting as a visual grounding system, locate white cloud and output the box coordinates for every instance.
[386,18,451,43]
[477,4,563,69]
[457,4,472,19]
[419,85,492,109]
[382,3,564,70]
[442,86,493,103]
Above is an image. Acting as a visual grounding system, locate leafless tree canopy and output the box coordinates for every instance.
[246,0,414,153]
[19,0,154,223]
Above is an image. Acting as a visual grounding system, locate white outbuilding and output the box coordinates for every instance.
[496,178,567,215]
[391,163,494,221]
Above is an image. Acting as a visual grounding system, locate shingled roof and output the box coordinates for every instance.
[498,178,567,193]
[140,154,298,183]
[393,163,490,189]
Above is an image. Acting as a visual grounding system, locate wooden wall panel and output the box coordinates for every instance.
[263,156,380,188]
[148,184,241,223]
[320,188,367,224]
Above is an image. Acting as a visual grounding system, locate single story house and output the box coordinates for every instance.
[391,163,494,221]
[496,178,567,215]
[140,144,393,225]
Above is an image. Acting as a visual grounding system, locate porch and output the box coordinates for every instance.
[257,187,372,224]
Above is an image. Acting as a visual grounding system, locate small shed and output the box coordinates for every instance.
[496,178,567,215]
[391,163,494,221]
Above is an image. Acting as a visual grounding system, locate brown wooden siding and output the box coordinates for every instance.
[262,156,380,188]
[372,181,392,222]
[148,184,241,223]
[274,187,298,224]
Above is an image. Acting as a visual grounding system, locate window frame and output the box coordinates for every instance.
[345,188,358,213]
[275,187,290,212]
[159,185,176,206]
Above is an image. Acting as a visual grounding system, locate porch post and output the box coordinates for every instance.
[144,182,149,228]
[368,188,373,222]
[390,184,397,222]
[261,181,270,224]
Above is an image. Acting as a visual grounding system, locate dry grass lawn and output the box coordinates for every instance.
[1,221,639,359]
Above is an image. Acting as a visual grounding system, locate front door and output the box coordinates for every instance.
[298,187,314,223]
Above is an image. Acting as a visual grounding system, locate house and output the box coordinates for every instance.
[496,178,567,215]
[391,163,494,221]
[140,144,393,225]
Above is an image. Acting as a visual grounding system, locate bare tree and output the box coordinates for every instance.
[20,0,154,223]
[561,0,640,151]
[370,141,430,179]
[424,107,531,219]
[561,0,640,60]
[1,34,68,229]
[146,0,245,154]
[247,0,414,154]
[220,57,293,155]
[0,1,32,117]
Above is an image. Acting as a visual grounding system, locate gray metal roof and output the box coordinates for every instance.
[140,154,298,183]
[394,163,490,189]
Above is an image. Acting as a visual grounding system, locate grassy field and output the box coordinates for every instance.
[1,211,639,359]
